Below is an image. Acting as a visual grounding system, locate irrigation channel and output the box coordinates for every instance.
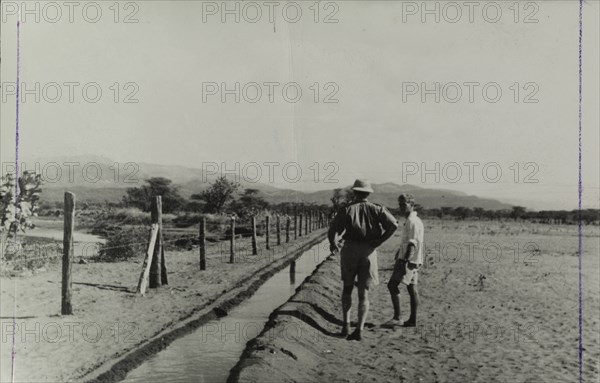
[122,239,330,383]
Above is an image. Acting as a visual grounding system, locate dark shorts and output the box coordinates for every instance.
[340,241,378,289]
[390,259,419,286]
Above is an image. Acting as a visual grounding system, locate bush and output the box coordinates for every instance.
[202,214,232,233]
[163,233,199,251]
[96,226,149,262]
[109,207,151,225]
[173,212,203,228]
[0,237,62,275]
[162,213,176,224]
[122,177,186,213]
[90,222,120,237]
[224,225,263,238]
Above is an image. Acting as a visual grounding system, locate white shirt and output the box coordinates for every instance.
[396,211,424,265]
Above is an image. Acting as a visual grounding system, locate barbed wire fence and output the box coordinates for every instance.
[0,192,332,311]
[1,205,331,263]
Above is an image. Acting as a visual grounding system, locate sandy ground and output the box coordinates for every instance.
[230,221,600,383]
[0,230,326,383]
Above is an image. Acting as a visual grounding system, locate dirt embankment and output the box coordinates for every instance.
[228,251,343,383]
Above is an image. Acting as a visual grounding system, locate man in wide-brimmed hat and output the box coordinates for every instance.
[328,179,398,340]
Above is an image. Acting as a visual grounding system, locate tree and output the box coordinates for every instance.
[426,208,442,219]
[194,176,240,214]
[484,209,498,220]
[272,202,294,215]
[123,177,185,213]
[414,203,424,214]
[441,206,454,218]
[1,171,42,257]
[580,209,600,225]
[230,188,270,218]
[453,206,473,220]
[330,188,345,211]
[473,207,485,220]
[510,206,526,221]
[185,199,205,212]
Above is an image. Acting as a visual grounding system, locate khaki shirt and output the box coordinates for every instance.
[330,200,398,242]
[396,211,424,265]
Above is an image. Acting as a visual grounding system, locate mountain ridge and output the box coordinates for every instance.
[18,155,513,210]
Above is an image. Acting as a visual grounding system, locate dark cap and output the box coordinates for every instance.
[398,193,416,206]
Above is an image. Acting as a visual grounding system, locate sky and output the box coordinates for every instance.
[1,0,599,210]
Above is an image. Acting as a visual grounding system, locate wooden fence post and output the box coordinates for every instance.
[61,191,75,315]
[149,196,162,288]
[251,216,258,255]
[199,216,206,270]
[304,210,310,236]
[137,224,159,295]
[276,215,281,245]
[266,215,270,250]
[294,211,298,240]
[230,216,236,263]
[286,216,291,243]
[289,260,296,284]
[305,211,308,236]
[160,201,168,285]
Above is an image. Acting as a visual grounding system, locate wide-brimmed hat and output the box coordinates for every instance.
[351,179,374,193]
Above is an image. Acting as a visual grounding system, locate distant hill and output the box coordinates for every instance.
[283,183,512,210]
[38,186,127,205]
[28,155,512,210]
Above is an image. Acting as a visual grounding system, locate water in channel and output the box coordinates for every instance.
[122,240,328,383]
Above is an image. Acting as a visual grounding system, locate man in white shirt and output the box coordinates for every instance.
[387,193,424,327]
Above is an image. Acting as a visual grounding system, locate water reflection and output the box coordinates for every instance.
[123,240,328,383]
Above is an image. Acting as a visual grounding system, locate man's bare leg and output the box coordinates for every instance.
[387,280,401,321]
[405,284,419,326]
[341,284,353,335]
[357,286,369,330]
[348,286,368,340]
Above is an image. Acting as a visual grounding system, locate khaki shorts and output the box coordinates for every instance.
[390,259,419,286]
[340,241,379,289]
